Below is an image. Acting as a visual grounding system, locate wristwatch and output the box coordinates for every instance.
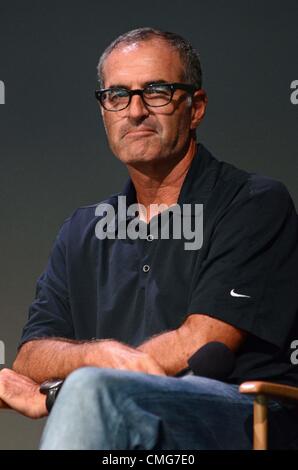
[40,379,64,413]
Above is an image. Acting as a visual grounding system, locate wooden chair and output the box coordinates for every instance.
[239,381,298,450]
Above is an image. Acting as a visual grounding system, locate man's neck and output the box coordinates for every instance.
[127,139,197,223]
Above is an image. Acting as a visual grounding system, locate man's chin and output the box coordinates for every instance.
[117,152,164,166]
[116,144,164,166]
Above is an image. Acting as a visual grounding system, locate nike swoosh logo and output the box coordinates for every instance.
[230,289,251,298]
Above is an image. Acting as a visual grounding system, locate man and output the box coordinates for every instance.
[1,28,298,449]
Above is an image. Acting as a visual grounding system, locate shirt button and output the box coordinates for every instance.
[142,264,150,273]
[147,234,154,242]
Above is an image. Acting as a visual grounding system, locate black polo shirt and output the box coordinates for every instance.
[19,143,298,385]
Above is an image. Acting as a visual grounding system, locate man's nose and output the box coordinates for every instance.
[127,94,149,120]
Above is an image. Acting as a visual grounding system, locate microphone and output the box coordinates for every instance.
[176,341,235,380]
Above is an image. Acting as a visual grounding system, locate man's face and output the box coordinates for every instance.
[100,39,205,167]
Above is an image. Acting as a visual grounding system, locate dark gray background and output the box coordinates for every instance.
[0,0,297,449]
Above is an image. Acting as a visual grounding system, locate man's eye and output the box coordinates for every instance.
[145,85,170,96]
[110,89,129,99]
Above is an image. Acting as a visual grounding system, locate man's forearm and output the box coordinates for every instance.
[13,338,109,383]
[137,325,192,376]
[12,336,167,383]
[14,331,186,383]
[13,315,245,382]
[137,314,246,376]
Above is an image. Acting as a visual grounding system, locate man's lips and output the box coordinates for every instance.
[124,128,157,137]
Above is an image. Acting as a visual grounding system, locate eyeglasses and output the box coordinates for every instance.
[94,82,198,111]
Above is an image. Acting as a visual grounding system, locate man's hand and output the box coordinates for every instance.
[0,368,48,419]
[87,340,167,376]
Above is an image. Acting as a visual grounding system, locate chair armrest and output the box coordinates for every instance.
[239,381,298,403]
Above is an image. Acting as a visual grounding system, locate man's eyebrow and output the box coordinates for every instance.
[107,79,168,89]
[143,79,168,87]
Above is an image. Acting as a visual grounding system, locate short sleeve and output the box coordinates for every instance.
[187,178,298,349]
[18,217,74,348]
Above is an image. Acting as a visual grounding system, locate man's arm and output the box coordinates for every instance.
[137,313,247,376]
[13,313,246,382]
[12,337,166,383]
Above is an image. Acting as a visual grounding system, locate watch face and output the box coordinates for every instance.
[40,379,64,393]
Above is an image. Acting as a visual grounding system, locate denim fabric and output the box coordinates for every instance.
[40,367,298,450]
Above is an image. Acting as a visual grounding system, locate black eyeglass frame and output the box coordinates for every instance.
[94,82,199,111]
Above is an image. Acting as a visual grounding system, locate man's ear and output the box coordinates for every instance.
[190,89,208,130]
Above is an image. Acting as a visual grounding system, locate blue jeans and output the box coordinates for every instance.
[39,367,298,450]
